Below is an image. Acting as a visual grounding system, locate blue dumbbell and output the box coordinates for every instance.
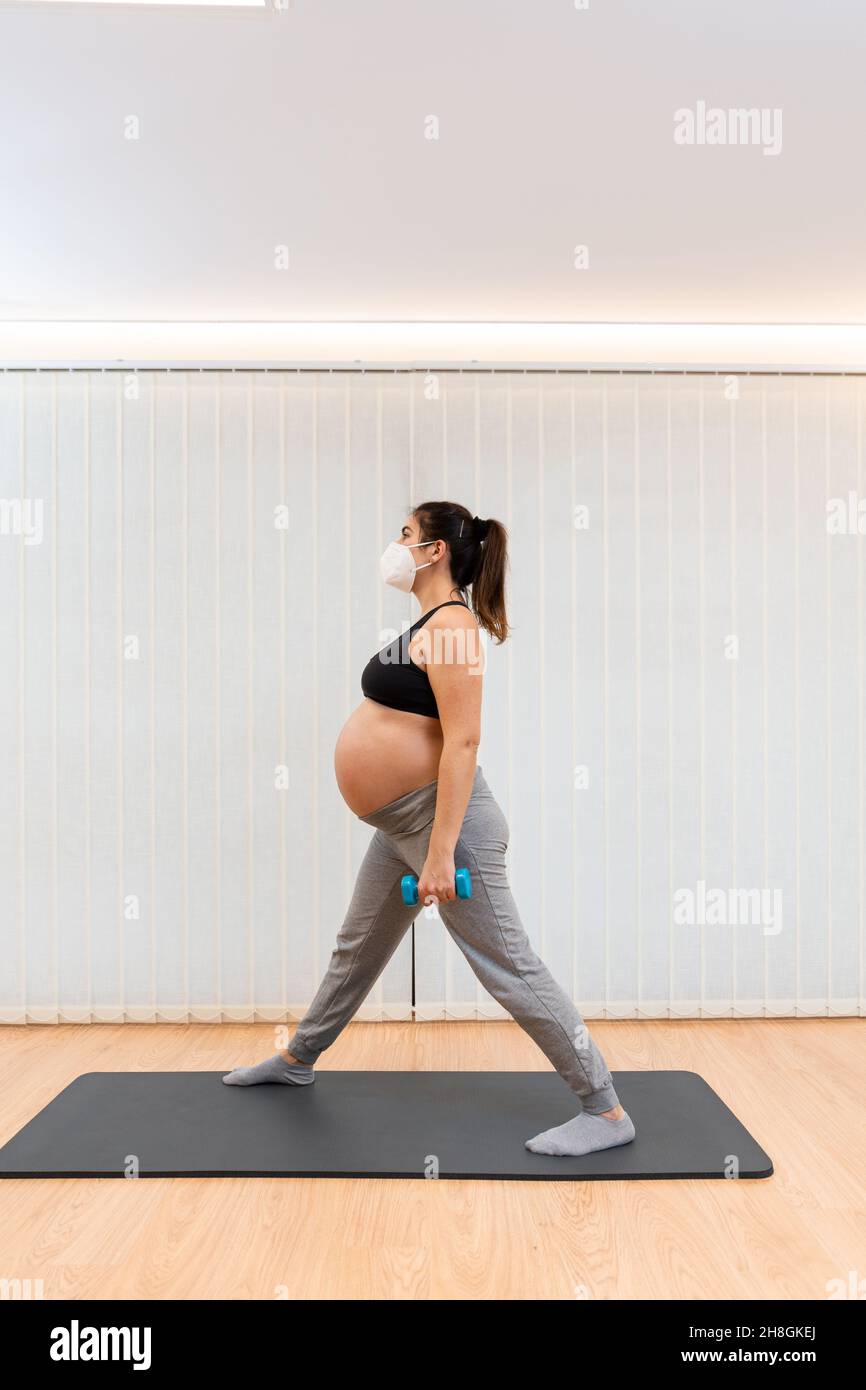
[401,867,472,906]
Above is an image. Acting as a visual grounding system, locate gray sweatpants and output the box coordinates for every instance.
[287,766,620,1115]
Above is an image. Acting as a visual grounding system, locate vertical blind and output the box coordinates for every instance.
[0,370,862,1022]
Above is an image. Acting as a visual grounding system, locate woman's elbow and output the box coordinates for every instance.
[445,732,480,753]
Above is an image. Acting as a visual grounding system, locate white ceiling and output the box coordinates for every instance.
[1,0,864,324]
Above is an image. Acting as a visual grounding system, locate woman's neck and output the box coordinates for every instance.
[413,573,463,612]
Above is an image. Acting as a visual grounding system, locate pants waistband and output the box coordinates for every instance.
[359,765,486,835]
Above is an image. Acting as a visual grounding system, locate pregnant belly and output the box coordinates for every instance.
[334,699,444,817]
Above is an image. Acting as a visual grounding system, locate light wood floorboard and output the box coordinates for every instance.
[0,1020,862,1300]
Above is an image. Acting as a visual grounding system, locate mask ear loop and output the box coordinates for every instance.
[458,519,464,539]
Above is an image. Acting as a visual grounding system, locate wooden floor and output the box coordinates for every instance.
[0,1019,863,1300]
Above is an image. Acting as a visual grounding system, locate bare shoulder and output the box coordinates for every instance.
[416,602,483,673]
[425,602,479,633]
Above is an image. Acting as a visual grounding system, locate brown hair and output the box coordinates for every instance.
[413,500,510,643]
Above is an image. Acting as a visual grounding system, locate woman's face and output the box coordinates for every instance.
[396,513,443,560]
[393,513,446,585]
[397,513,423,548]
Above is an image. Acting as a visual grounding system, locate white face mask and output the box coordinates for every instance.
[379,539,437,593]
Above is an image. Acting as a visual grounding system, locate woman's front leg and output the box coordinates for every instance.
[222,829,416,1086]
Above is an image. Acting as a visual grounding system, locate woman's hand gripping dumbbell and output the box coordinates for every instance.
[401,866,472,906]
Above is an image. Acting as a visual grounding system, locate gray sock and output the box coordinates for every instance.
[525,1109,635,1157]
[222,1054,315,1087]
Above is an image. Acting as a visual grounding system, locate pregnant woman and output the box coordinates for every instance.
[224,500,635,1157]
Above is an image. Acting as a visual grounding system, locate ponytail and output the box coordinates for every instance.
[470,517,509,643]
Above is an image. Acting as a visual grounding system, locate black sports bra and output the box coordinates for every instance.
[361,601,470,719]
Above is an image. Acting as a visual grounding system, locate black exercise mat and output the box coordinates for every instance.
[0,1070,772,1181]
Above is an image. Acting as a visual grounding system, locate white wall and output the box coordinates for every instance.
[0,369,863,1023]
